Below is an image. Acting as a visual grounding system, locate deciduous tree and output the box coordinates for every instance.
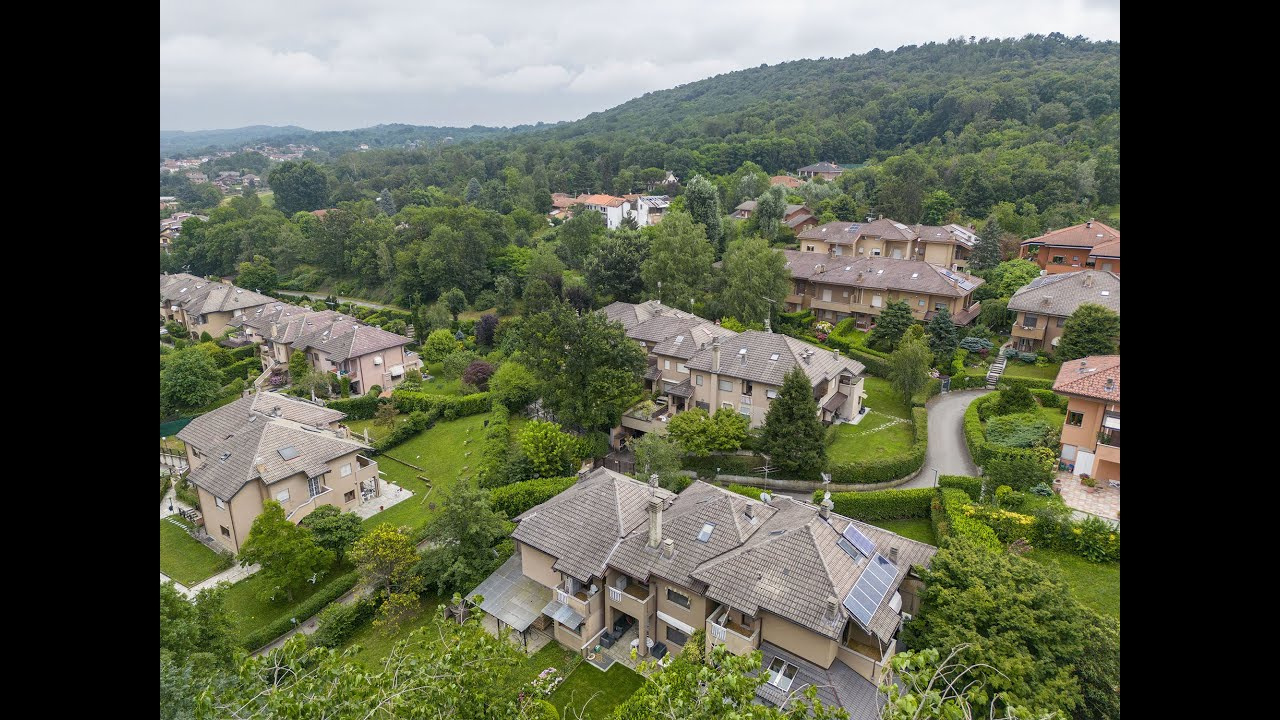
[753,185,787,242]
[1057,303,1120,360]
[440,288,468,322]
[300,505,364,565]
[417,485,510,597]
[349,523,420,596]
[423,328,461,363]
[160,348,222,413]
[267,160,330,216]
[517,419,576,478]
[719,237,790,326]
[235,254,278,293]
[684,175,724,255]
[237,501,334,603]
[640,210,714,312]
[489,361,540,411]
[888,331,933,404]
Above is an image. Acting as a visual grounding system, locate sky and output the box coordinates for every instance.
[160,0,1120,132]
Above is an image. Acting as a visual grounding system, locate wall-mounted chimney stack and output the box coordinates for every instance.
[826,595,840,621]
[648,497,663,548]
[712,338,721,373]
[662,537,675,559]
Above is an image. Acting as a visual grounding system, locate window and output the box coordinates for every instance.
[344,490,356,502]
[718,379,734,392]
[871,248,881,256]
[340,463,352,477]
[1056,317,1065,328]
[871,294,882,308]
[215,497,226,510]
[918,299,925,307]
[220,526,231,538]
[1023,314,1038,329]
[308,477,322,497]
[695,375,703,386]
[805,245,815,252]
[666,588,691,609]
[677,363,688,374]
[666,626,689,646]
[1051,255,1065,264]
[1072,256,1080,262]
[1066,411,1084,427]
[765,389,778,399]
[275,488,290,503]
[742,380,753,395]
[664,360,670,370]
[935,302,947,312]
[1102,262,1114,272]
[721,402,734,410]
[767,658,798,690]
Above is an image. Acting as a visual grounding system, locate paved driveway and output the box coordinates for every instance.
[898,389,991,489]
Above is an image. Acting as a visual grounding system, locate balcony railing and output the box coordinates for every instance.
[285,486,333,522]
[606,579,654,617]
[706,604,761,656]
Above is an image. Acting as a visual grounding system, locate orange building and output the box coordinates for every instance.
[1020,220,1120,275]
[1051,356,1120,483]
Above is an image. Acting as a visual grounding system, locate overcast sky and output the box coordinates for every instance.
[160,0,1120,132]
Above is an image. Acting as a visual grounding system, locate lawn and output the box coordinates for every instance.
[830,326,870,348]
[862,377,911,420]
[866,518,936,546]
[1002,361,1062,380]
[550,661,645,720]
[827,417,914,464]
[223,560,355,645]
[1037,405,1066,431]
[160,518,232,586]
[161,437,187,455]
[341,595,442,668]
[362,413,494,533]
[1025,548,1120,619]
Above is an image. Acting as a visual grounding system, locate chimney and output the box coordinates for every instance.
[648,473,659,487]
[648,497,663,548]
[712,337,721,373]
[889,546,899,563]
[739,347,748,365]
[826,595,840,621]
[833,349,839,360]
[1078,359,1087,373]
[1086,219,1093,228]
[1104,377,1115,391]
[878,213,884,220]
[579,468,590,481]
[745,503,757,519]
[662,537,675,559]
[1041,295,1051,305]
[803,350,811,365]
[1082,274,1095,288]
[819,497,833,519]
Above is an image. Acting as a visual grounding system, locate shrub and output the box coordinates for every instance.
[1072,516,1121,563]
[325,394,380,420]
[931,488,1001,552]
[462,361,496,391]
[239,571,361,651]
[375,407,441,451]
[477,405,513,488]
[311,597,378,649]
[1029,389,1065,408]
[814,488,933,520]
[220,357,260,385]
[368,385,383,397]
[997,376,1056,391]
[724,484,763,500]
[160,473,171,502]
[200,331,213,343]
[992,384,1037,416]
[682,454,765,478]
[985,413,1058,449]
[391,390,492,417]
[938,475,985,501]
[984,446,1056,491]
[827,407,928,483]
[1028,482,1054,497]
[489,476,577,518]
[958,336,994,352]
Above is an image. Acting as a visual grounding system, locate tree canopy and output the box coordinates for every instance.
[1057,303,1119,360]
[761,366,827,475]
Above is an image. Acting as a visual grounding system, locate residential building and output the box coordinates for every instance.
[780,250,983,329]
[177,392,382,553]
[493,470,935,718]
[234,302,422,394]
[1051,356,1120,482]
[160,273,276,338]
[186,172,208,184]
[160,229,174,253]
[581,194,629,229]
[796,219,976,271]
[1006,270,1120,353]
[1020,220,1121,275]
[797,162,845,181]
[731,202,816,232]
[603,301,866,437]
[770,175,804,189]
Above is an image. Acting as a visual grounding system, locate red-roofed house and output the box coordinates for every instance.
[581,194,629,229]
[1020,220,1121,275]
[1052,356,1120,482]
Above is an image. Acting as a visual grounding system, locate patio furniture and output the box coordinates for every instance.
[651,642,668,660]
[613,615,634,634]
[1108,480,1121,490]
[599,631,617,649]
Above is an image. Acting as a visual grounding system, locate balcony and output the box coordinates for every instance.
[555,585,592,619]
[621,399,672,434]
[809,298,851,313]
[1011,323,1046,340]
[356,455,381,498]
[1096,430,1120,464]
[285,486,333,523]
[606,579,655,619]
[707,604,761,656]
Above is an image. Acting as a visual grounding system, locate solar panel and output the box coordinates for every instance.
[842,524,876,558]
[843,553,897,628]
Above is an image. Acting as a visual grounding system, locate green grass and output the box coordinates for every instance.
[827,416,915,463]
[160,518,232,586]
[1002,361,1062,380]
[862,376,911,420]
[830,326,870,348]
[866,518,936,546]
[1037,406,1066,431]
[341,595,442,667]
[508,643,582,690]
[223,560,354,645]
[1025,548,1119,619]
[362,414,493,533]
[550,661,645,720]
[161,437,187,455]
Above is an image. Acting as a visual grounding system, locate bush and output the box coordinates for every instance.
[958,336,994,352]
[1028,482,1054,496]
[911,378,942,407]
[572,431,610,461]
[220,357,260,385]
[984,413,1058,449]
[1029,389,1066,408]
[682,454,764,478]
[160,473,171,502]
[997,376,1056,391]
[391,390,492,417]
[964,504,1038,545]
[992,384,1037,416]
[477,405,513,488]
[938,474,985,501]
[240,571,361,651]
[984,446,1056,491]
[827,407,928,483]
[930,488,1001,552]
[814,488,933,520]
[326,394,381,420]
[376,407,441,451]
[724,484,763,500]
[311,597,378,649]
[1072,516,1121,563]
[489,476,577,518]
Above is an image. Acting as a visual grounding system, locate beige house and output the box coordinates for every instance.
[234,302,422,394]
[1052,356,1120,483]
[797,162,845,181]
[796,218,976,271]
[160,273,276,339]
[603,301,867,437]
[781,250,983,330]
[177,392,382,553]
[1007,270,1120,353]
[493,469,935,717]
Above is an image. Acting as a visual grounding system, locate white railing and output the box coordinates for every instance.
[285,487,333,521]
[556,589,569,605]
[609,587,623,603]
[710,623,727,642]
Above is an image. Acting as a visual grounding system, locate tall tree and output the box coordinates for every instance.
[160,348,222,413]
[160,583,237,720]
[631,432,684,489]
[990,258,1043,297]
[521,277,558,315]
[376,187,396,216]
[883,646,1060,720]
[684,175,724,255]
[640,210,714,311]
[493,275,518,314]
[1057,303,1120,360]
[464,177,482,204]
[423,328,461,363]
[235,254,278,294]
[299,505,364,565]
[474,314,499,347]
[417,484,510,597]
[288,350,310,383]
[867,300,915,351]
[753,185,787,242]
[349,523,420,596]
[555,210,607,269]
[888,330,933,404]
[517,419,575,478]
[665,407,748,456]
[237,500,334,602]
[920,190,958,225]
[926,306,959,368]
[267,160,330,215]
[761,366,827,476]
[585,230,649,303]
[489,360,540,411]
[719,237,790,326]
[440,288,468,322]
[971,217,1005,270]
[876,151,930,222]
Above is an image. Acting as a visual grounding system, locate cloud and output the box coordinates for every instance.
[160,0,1120,131]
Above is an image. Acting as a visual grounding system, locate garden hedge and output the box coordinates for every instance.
[241,570,360,651]
[938,475,985,501]
[476,405,513,488]
[489,476,577,518]
[227,345,258,361]
[812,487,933,520]
[1030,389,1066,408]
[930,488,1002,552]
[310,596,379,649]
[963,393,1055,489]
[160,473,171,502]
[391,390,492,418]
[682,454,767,478]
[724,483,764,500]
[221,357,261,385]
[827,407,928,483]
[997,376,1056,391]
[326,394,380,420]
[376,408,441,451]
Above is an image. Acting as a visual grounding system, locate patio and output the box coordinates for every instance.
[1054,471,1120,526]
[352,481,413,519]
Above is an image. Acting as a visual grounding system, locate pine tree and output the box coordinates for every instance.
[376,188,396,216]
[868,300,915,351]
[464,178,482,204]
[1057,303,1120,360]
[926,307,959,369]
[971,217,1004,270]
[761,366,827,476]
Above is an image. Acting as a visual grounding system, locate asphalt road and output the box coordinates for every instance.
[899,388,991,489]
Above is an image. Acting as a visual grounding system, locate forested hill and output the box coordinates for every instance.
[160,126,312,156]
[161,122,557,159]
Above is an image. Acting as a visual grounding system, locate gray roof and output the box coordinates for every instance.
[176,393,344,451]
[1007,270,1120,317]
[512,468,675,583]
[466,552,552,633]
[799,162,843,173]
[755,641,883,720]
[600,299,693,331]
[735,200,758,212]
[684,331,865,388]
[648,321,736,360]
[307,323,411,362]
[781,250,983,298]
[159,274,275,318]
[797,218,922,246]
[915,224,979,249]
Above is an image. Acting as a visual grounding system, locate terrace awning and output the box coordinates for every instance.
[466,553,551,633]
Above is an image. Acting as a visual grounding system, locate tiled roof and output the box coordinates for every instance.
[177,392,344,452]
[1020,221,1120,250]
[599,300,691,331]
[649,322,736,360]
[799,162,843,173]
[780,250,983,298]
[581,194,625,207]
[1052,356,1120,402]
[308,323,411,362]
[915,224,979,249]
[159,275,275,319]
[684,331,865,388]
[512,468,675,583]
[1090,238,1121,258]
[735,200,758,212]
[755,641,882,720]
[1007,270,1120,317]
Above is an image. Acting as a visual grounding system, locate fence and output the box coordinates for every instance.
[161,450,188,471]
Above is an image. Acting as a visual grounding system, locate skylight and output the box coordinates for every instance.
[769,353,779,361]
[278,446,300,461]
[697,523,716,542]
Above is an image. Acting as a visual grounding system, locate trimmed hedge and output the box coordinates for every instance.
[311,596,378,649]
[911,378,943,407]
[997,376,1056,391]
[964,393,1055,489]
[376,408,440,451]
[828,407,928,484]
[391,390,492,418]
[683,454,766,478]
[813,487,933,520]
[241,570,360,651]
[228,344,258,361]
[725,484,764,500]
[930,488,1002,552]
[476,405,513,488]
[221,357,260,385]
[489,476,577,518]
[1030,389,1066,408]
[938,475,985,501]
[160,473,171,502]
[326,394,381,420]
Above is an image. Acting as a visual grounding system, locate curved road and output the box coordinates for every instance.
[899,389,991,489]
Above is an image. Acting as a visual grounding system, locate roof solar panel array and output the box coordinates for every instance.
[842,553,897,628]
